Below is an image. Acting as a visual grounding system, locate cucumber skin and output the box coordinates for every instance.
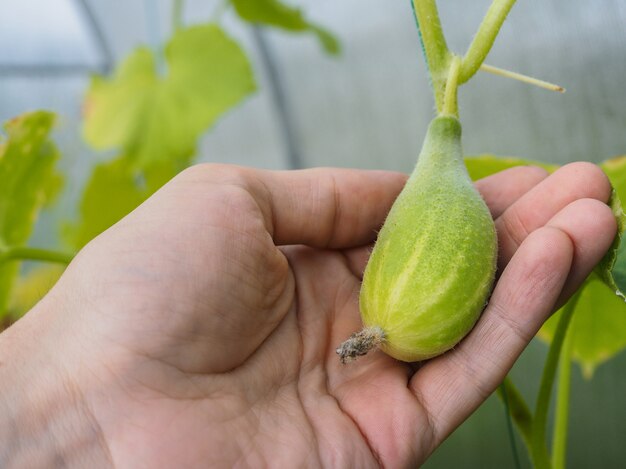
[360,116,497,362]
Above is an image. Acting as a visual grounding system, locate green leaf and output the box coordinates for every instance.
[84,24,256,168]
[538,274,626,378]
[231,0,340,54]
[0,111,61,315]
[598,156,626,297]
[464,154,558,180]
[65,158,145,249]
[65,156,180,249]
[8,264,66,320]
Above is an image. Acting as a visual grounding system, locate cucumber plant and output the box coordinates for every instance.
[338,1,518,364]
[1,1,626,468]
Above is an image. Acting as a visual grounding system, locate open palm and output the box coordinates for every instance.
[32,162,614,468]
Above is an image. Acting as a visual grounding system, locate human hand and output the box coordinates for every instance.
[0,162,615,468]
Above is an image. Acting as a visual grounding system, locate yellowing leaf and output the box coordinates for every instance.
[84,49,157,156]
[231,0,340,54]
[464,155,557,180]
[65,156,179,249]
[84,24,256,168]
[65,158,145,249]
[0,111,61,316]
[9,264,66,320]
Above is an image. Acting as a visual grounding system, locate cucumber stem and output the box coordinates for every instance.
[531,289,582,469]
[442,55,461,117]
[459,0,518,84]
[552,321,574,469]
[336,326,385,364]
[500,380,523,469]
[411,0,519,111]
[410,0,451,112]
[497,376,534,449]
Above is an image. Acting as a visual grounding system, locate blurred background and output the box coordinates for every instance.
[1,0,625,466]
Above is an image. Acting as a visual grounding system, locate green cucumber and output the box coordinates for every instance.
[338,116,497,363]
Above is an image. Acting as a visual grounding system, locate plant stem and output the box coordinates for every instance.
[497,376,533,449]
[552,322,574,469]
[0,247,74,265]
[500,381,522,469]
[442,55,461,117]
[172,0,184,32]
[531,290,582,469]
[459,0,517,84]
[144,0,167,76]
[410,0,451,112]
[212,0,229,22]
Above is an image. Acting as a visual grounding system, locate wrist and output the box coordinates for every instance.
[0,300,112,468]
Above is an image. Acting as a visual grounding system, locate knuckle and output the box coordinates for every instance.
[521,227,572,295]
[177,163,251,187]
[522,165,550,180]
[569,197,611,215]
[499,207,531,249]
[447,346,495,400]
[486,300,535,345]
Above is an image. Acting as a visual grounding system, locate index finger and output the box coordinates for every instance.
[258,167,407,247]
[198,164,549,250]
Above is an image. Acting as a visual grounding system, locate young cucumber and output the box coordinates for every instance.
[338,116,497,363]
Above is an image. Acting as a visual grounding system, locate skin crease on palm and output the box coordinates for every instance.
[0,162,617,468]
